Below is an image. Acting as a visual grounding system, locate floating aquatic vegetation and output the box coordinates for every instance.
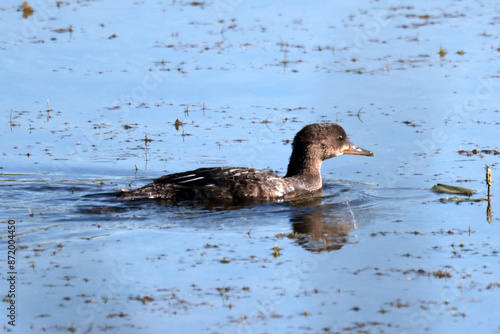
[21,1,34,19]
[430,184,476,196]
[458,148,500,156]
[272,245,281,258]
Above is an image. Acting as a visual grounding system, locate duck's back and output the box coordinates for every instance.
[119,167,293,202]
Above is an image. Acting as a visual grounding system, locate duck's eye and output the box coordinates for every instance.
[338,135,344,142]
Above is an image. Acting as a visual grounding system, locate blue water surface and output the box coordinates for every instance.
[1,0,499,333]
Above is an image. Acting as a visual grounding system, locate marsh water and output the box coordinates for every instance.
[1,0,500,333]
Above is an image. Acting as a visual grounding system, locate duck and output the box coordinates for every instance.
[118,123,373,202]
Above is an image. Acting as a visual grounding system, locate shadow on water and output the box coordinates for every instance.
[284,181,436,252]
[287,198,361,253]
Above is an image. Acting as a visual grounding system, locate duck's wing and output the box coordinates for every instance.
[153,167,278,187]
[120,167,281,201]
[152,167,229,187]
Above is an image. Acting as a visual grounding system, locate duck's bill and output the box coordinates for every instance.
[344,143,374,156]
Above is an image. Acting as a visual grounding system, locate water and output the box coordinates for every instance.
[1,0,499,333]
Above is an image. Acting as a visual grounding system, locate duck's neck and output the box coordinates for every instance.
[285,147,323,178]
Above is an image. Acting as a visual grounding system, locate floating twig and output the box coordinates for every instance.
[485,165,492,201]
[440,197,487,203]
[10,109,13,132]
[356,107,364,123]
[486,165,492,223]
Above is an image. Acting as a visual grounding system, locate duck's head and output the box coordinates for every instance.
[294,123,373,160]
[285,123,373,177]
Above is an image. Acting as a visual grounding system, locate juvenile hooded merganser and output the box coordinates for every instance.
[119,123,373,202]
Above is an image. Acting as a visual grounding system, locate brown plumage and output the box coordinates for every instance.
[118,123,373,203]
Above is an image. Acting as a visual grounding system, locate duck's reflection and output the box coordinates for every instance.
[287,196,363,253]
